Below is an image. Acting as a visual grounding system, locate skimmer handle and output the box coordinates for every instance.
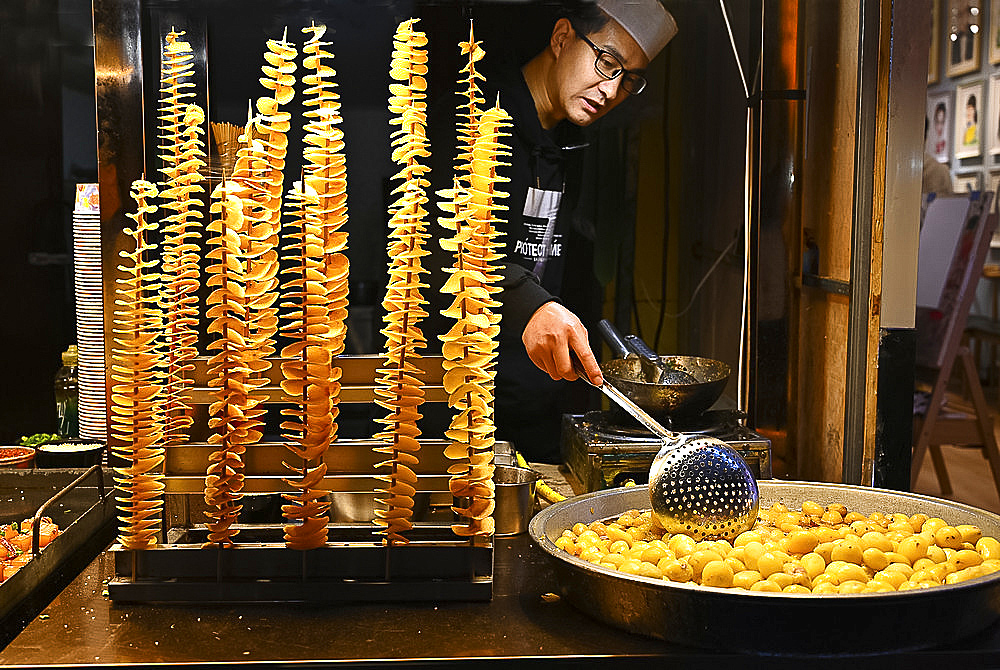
[572,354,677,441]
[596,380,677,441]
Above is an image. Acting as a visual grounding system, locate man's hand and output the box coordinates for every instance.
[522,302,604,386]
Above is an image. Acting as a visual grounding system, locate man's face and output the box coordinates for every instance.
[552,19,650,127]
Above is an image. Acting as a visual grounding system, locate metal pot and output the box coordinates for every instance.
[530,482,1000,655]
[33,440,104,469]
[600,355,731,418]
[493,465,539,536]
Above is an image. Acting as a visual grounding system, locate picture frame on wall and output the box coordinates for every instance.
[989,74,1000,156]
[954,80,983,159]
[947,0,981,77]
[991,0,1000,65]
[953,171,981,194]
[927,91,952,163]
[930,0,941,83]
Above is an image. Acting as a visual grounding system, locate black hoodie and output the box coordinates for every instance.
[485,63,587,343]
[485,62,590,463]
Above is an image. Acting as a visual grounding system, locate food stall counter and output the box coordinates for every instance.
[4,532,1000,669]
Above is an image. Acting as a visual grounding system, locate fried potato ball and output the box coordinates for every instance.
[556,502,999,595]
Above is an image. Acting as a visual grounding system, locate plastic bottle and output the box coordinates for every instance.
[54,345,79,438]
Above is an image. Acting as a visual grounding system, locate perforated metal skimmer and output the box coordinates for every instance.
[581,370,759,540]
[648,433,759,539]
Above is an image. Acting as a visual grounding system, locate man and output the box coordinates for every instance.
[477,0,678,462]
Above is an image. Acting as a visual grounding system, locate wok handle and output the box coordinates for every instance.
[623,334,659,362]
[597,319,631,358]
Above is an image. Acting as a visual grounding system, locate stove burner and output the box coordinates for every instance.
[561,411,773,492]
[582,408,747,439]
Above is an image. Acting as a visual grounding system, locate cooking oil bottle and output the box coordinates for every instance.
[54,344,79,438]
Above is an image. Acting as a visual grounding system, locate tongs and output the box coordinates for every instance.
[597,319,696,385]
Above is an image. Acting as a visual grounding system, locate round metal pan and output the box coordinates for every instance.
[601,355,730,418]
[529,481,1000,655]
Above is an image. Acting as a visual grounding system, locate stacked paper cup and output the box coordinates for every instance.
[72,184,107,443]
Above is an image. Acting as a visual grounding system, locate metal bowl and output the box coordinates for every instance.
[327,492,431,524]
[529,481,1000,655]
[33,440,104,469]
[601,355,730,418]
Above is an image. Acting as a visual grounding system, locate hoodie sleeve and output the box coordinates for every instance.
[499,262,561,341]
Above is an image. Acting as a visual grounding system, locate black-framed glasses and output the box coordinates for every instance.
[576,31,646,96]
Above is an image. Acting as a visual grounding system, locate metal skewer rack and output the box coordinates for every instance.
[95,2,507,605]
[108,354,500,603]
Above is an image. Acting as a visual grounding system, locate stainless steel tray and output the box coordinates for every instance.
[0,467,114,643]
[529,481,1000,655]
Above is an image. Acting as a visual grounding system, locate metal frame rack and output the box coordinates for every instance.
[107,354,499,603]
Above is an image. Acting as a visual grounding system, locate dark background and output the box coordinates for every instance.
[0,1,96,444]
[0,0,559,443]
[0,0,612,444]
[0,1,758,450]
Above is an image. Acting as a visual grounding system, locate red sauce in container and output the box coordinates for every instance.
[0,447,35,468]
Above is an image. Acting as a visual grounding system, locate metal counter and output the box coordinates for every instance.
[4,532,1000,668]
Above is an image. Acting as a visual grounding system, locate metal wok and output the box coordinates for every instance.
[529,482,1000,655]
[600,355,730,418]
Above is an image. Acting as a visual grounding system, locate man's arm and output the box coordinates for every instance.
[501,263,603,385]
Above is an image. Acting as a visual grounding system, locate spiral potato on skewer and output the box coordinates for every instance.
[110,179,166,550]
[279,182,334,550]
[200,34,299,546]
[373,18,433,545]
[231,31,299,428]
[437,28,511,538]
[203,181,256,547]
[276,23,350,551]
[300,23,351,351]
[453,23,486,174]
[157,30,206,447]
